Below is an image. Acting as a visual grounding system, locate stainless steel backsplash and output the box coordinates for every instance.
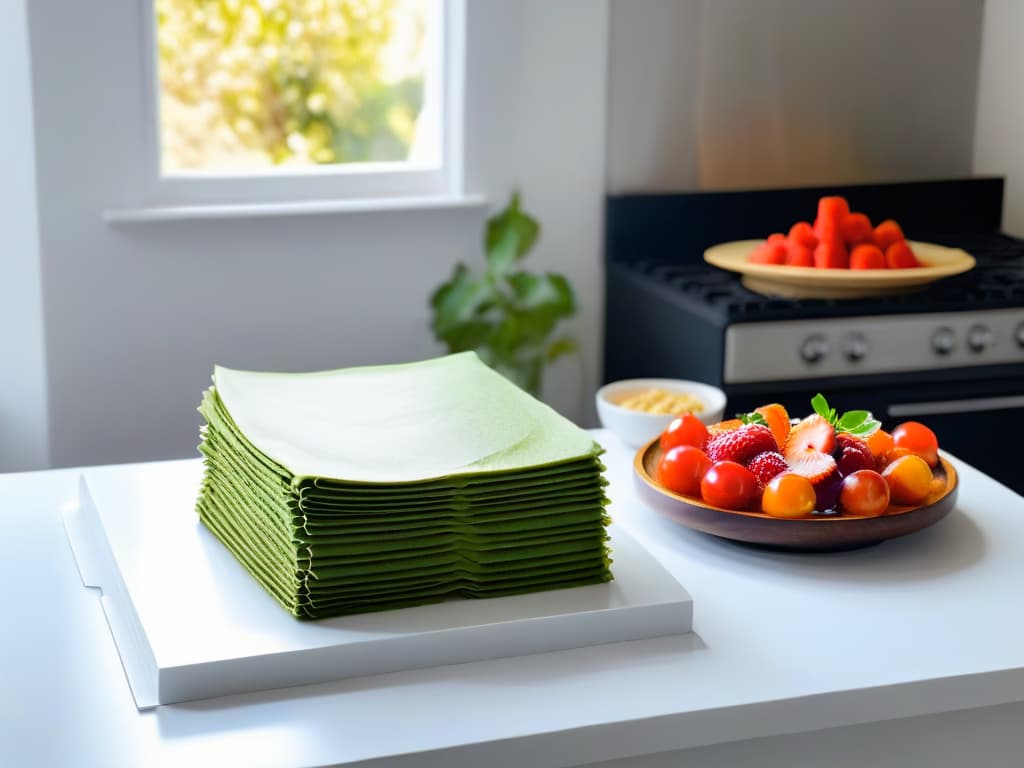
[607,0,985,192]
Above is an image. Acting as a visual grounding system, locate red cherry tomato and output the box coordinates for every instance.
[657,445,712,497]
[839,470,890,517]
[660,413,710,452]
[700,460,758,510]
[892,421,939,467]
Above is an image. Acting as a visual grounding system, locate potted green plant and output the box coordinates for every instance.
[429,192,577,396]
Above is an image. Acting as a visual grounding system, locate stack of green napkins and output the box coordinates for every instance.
[195,352,612,619]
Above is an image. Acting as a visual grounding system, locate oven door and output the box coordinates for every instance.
[729,381,1024,497]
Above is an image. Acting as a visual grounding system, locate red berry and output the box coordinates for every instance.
[706,424,778,466]
[748,451,789,489]
[787,450,838,485]
[785,244,815,267]
[835,433,875,476]
[788,221,818,249]
[841,212,875,246]
[813,238,849,269]
[886,241,919,269]
[850,243,886,269]
[785,415,836,456]
[874,219,905,251]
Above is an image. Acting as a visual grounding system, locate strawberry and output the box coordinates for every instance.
[786,449,838,485]
[785,414,836,456]
[784,414,837,485]
[850,244,886,270]
[841,212,875,246]
[706,424,778,466]
[885,241,919,269]
[748,451,789,489]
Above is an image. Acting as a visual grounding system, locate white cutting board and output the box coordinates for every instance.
[64,459,693,708]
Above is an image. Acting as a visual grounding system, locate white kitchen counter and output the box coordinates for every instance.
[3,429,1024,767]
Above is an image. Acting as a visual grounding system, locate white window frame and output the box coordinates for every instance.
[137,0,465,209]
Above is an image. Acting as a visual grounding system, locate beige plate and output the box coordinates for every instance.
[704,240,976,299]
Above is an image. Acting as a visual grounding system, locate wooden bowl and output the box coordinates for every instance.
[633,438,959,552]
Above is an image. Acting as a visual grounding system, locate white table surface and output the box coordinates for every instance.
[3,429,1024,768]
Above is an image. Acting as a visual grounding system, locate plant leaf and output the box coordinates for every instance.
[485,192,540,276]
[847,420,881,437]
[738,411,768,426]
[545,335,577,362]
[429,263,496,339]
[811,393,831,421]
[838,410,869,430]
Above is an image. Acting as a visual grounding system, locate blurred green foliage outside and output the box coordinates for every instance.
[157,0,427,170]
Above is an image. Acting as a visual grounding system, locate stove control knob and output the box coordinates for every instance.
[931,327,956,356]
[843,333,869,362]
[967,324,995,353]
[800,334,829,364]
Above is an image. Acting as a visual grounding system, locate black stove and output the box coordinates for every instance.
[603,178,1024,495]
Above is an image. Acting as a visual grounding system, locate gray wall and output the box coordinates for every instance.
[608,0,985,192]
[974,0,1024,237]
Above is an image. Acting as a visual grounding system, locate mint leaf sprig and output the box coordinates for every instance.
[811,393,881,437]
[736,411,768,427]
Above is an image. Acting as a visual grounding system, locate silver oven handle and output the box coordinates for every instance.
[888,395,1024,418]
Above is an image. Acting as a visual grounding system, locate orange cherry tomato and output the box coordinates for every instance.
[657,445,712,497]
[882,454,933,505]
[892,421,939,467]
[761,473,816,518]
[701,461,758,510]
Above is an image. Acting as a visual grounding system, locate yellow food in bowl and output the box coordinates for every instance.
[616,388,705,416]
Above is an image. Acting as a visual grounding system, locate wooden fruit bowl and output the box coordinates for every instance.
[633,438,959,552]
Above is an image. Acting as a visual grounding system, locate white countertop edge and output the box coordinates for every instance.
[355,667,1024,768]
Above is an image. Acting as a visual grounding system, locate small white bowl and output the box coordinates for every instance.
[595,378,727,448]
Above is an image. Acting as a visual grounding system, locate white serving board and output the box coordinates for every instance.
[64,459,692,709]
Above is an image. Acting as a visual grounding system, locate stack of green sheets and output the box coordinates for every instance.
[195,352,612,619]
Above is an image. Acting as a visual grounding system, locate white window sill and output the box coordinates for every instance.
[103,194,488,224]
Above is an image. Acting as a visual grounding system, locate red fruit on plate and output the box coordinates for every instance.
[841,212,875,245]
[886,241,919,269]
[785,415,838,484]
[892,421,939,467]
[836,434,875,476]
[788,221,818,249]
[701,461,759,510]
[786,449,838,485]
[706,424,778,466]
[785,414,837,456]
[749,242,787,265]
[874,219,905,251]
[850,243,886,270]
[817,196,850,231]
[657,445,712,497]
[785,244,815,267]
[813,239,849,269]
[748,451,790,489]
[707,419,743,435]
[660,413,709,452]
[840,470,890,517]
[814,472,843,512]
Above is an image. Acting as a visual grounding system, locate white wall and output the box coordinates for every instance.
[24,0,609,469]
[0,1,49,472]
[608,0,984,193]
[973,0,1024,237]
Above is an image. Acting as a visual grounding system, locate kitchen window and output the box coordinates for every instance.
[127,0,465,216]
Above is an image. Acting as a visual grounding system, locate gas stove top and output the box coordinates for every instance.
[617,232,1024,326]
